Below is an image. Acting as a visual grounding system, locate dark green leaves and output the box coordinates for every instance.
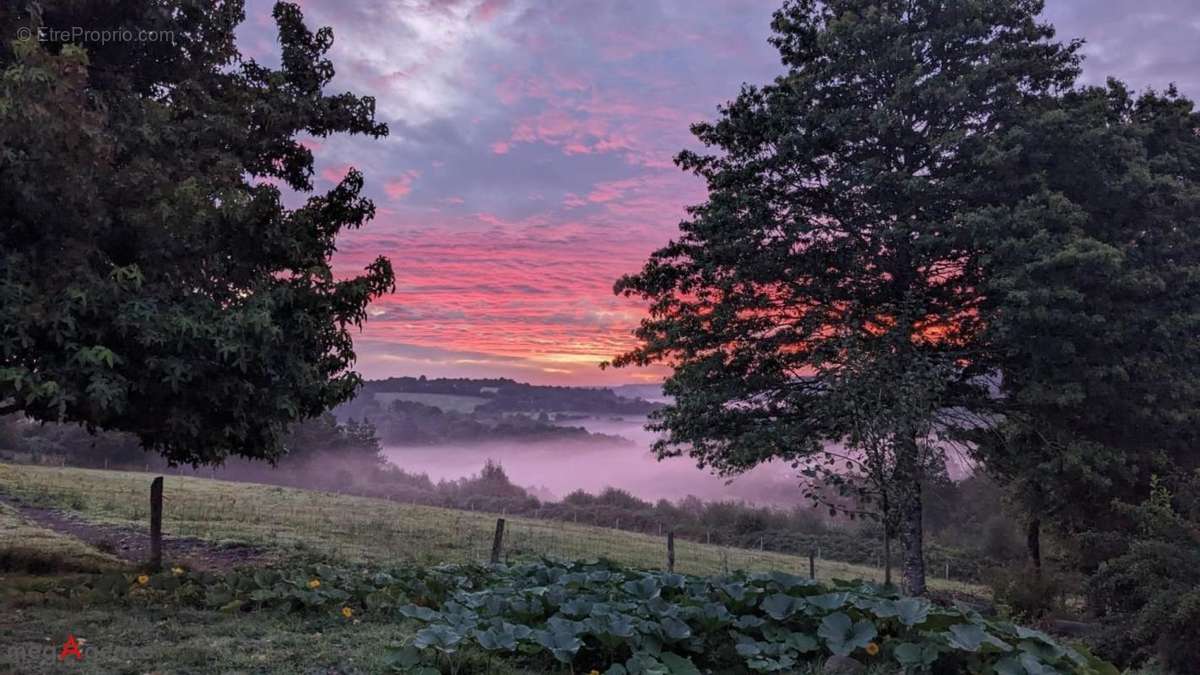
[609,0,1087,600]
[63,558,1114,675]
[817,612,877,656]
[945,623,1009,653]
[760,593,801,620]
[893,641,940,670]
[412,625,464,653]
[531,628,583,663]
[0,0,394,465]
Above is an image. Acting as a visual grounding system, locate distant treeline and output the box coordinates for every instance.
[1,414,1014,582]
[359,400,632,447]
[353,377,664,415]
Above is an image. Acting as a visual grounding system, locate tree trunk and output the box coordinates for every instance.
[899,484,925,595]
[883,533,893,588]
[896,431,927,596]
[1026,515,1042,573]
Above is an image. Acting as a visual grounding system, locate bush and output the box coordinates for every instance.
[1085,475,1200,673]
[985,564,1068,621]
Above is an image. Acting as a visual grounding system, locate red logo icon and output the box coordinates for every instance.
[58,634,84,662]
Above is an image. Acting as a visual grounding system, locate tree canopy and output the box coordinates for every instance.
[611,0,1081,595]
[0,1,394,465]
[968,81,1200,561]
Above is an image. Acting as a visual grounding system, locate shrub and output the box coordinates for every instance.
[985,564,1067,621]
[1086,475,1200,673]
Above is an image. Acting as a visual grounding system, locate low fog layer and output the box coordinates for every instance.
[382,416,807,506]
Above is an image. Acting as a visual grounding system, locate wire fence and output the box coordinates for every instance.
[0,464,976,589]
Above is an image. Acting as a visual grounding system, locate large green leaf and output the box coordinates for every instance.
[817,612,877,656]
[412,625,464,653]
[533,628,583,663]
[894,641,940,669]
[894,598,930,626]
[806,592,851,612]
[760,593,800,620]
[474,622,529,651]
[659,616,693,641]
[946,624,1010,653]
[659,652,703,675]
[623,577,662,601]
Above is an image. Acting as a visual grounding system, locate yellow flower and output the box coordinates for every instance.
[307,578,321,589]
[865,641,880,657]
[588,671,601,675]
[341,606,353,619]
[136,574,150,585]
[171,566,185,577]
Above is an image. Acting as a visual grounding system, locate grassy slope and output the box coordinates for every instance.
[0,463,983,594]
[0,502,123,575]
[0,463,942,674]
[0,494,542,675]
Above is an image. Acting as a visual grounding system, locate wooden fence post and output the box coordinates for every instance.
[490,518,506,564]
[666,531,675,573]
[809,550,816,579]
[149,476,163,571]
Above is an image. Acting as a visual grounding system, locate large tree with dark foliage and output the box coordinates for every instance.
[611,0,1079,595]
[969,82,1200,569]
[0,1,394,464]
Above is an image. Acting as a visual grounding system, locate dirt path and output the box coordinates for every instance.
[1,496,263,571]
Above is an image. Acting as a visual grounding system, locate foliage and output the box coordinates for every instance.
[608,0,1081,595]
[0,1,394,465]
[984,565,1069,622]
[388,559,1113,674]
[59,558,1115,675]
[969,81,1200,561]
[1085,474,1200,673]
[0,412,381,473]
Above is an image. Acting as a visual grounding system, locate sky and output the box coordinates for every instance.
[238,0,1200,385]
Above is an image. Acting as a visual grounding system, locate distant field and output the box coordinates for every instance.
[0,464,984,595]
[373,391,489,412]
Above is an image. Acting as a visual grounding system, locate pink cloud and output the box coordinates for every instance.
[384,170,420,200]
[472,0,507,23]
[297,137,324,152]
[320,164,352,184]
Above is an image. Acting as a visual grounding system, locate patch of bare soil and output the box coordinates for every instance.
[1,496,262,571]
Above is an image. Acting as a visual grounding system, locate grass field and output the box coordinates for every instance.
[372,392,489,412]
[0,501,123,575]
[0,463,984,594]
[0,463,983,674]
[0,509,458,675]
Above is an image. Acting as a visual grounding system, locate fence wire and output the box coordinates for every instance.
[1,465,968,586]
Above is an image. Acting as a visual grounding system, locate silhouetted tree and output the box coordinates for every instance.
[0,1,394,464]
[611,0,1080,595]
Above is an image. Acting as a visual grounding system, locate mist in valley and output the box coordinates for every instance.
[381,416,810,507]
